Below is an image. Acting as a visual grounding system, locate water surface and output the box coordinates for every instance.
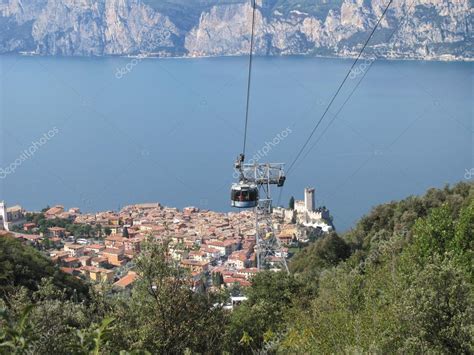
[1,55,472,230]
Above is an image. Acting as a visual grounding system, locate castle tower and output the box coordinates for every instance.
[304,188,315,212]
[0,201,8,231]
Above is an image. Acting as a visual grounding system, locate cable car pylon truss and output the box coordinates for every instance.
[230,0,288,273]
[233,159,289,273]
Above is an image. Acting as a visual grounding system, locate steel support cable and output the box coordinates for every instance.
[276,0,398,206]
[296,63,374,170]
[242,0,257,158]
[276,64,372,211]
[277,0,418,207]
[296,0,418,170]
[285,0,394,175]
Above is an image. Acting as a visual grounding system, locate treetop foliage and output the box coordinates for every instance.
[0,182,472,354]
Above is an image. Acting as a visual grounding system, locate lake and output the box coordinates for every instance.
[0,55,472,230]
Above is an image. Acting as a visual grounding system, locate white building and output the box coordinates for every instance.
[0,201,26,231]
[0,201,7,231]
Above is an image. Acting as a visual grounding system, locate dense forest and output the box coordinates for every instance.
[0,182,472,354]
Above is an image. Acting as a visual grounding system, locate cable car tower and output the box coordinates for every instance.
[232,156,289,273]
[230,0,288,273]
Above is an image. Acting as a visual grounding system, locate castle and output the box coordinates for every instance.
[274,188,332,232]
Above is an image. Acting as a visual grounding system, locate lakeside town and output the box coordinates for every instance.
[0,188,332,294]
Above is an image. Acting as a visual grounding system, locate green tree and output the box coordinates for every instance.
[412,204,455,260]
[95,223,103,238]
[122,226,129,238]
[0,235,89,301]
[74,318,116,355]
[224,272,305,354]
[0,305,35,354]
[288,196,295,210]
[290,232,351,281]
[105,239,227,354]
[280,183,473,354]
[42,236,51,250]
[396,256,473,353]
[452,199,474,277]
[212,272,224,287]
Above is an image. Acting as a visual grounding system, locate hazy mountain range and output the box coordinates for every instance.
[0,0,472,60]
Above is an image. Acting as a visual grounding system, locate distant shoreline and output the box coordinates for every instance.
[11,51,473,63]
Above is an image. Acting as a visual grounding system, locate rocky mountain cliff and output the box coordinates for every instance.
[0,0,472,60]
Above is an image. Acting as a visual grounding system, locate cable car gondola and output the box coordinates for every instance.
[231,182,258,208]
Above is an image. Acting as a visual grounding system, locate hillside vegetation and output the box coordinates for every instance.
[0,236,89,301]
[280,182,473,353]
[0,182,472,354]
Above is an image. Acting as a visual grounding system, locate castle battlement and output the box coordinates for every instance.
[274,188,332,232]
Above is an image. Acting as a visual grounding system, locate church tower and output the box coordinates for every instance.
[0,201,8,231]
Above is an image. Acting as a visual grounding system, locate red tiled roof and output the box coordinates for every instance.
[65,243,84,250]
[86,244,104,250]
[224,277,251,287]
[63,257,78,263]
[102,248,124,255]
[45,206,64,215]
[15,234,41,241]
[105,235,126,241]
[49,227,66,231]
[181,259,209,266]
[60,267,76,274]
[229,252,248,262]
[114,272,138,288]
